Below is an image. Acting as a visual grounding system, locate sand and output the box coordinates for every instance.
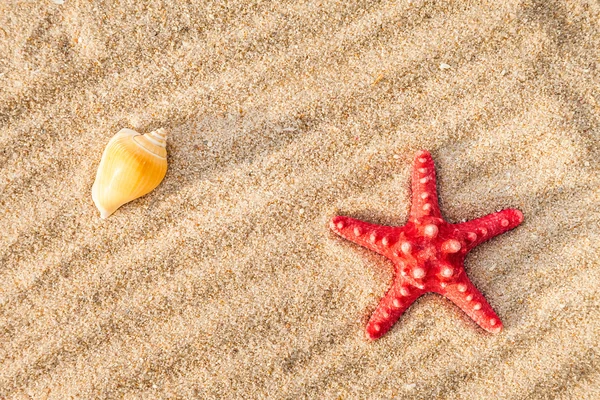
[1,0,599,398]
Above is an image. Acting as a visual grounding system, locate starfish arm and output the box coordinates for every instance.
[440,277,503,333]
[409,150,442,222]
[454,208,524,251]
[330,216,404,257]
[365,281,423,340]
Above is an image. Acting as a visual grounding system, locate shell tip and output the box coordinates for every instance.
[92,189,116,219]
[152,128,169,140]
[96,203,114,219]
[99,210,110,219]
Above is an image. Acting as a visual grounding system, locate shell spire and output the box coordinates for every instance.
[92,127,169,218]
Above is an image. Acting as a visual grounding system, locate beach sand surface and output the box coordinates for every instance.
[1,0,599,398]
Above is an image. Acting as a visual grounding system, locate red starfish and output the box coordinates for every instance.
[330,150,523,340]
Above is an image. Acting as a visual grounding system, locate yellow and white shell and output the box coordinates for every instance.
[92,128,168,218]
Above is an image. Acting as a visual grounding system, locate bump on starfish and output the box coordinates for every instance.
[330,150,523,340]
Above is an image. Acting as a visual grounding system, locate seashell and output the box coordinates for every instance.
[92,127,168,218]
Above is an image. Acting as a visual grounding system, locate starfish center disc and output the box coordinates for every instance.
[423,224,439,238]
[412,267,426,279]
